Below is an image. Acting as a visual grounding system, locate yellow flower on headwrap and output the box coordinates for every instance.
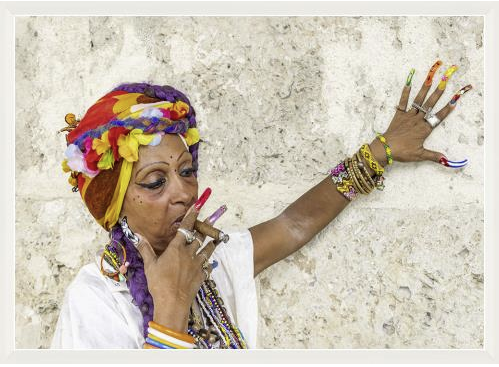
[61,159,71,173]
[171,101,190,119]
[92,131,111,155]
[184,128,200,146]
[97,149,115,170]
[117,129,155,162]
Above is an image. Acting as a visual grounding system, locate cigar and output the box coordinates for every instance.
[194,220,230,243]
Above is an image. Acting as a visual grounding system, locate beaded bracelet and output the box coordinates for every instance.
[375,132,393,165]
[328,143,387,200]
[328,160,358,201]
[359,143,385,176]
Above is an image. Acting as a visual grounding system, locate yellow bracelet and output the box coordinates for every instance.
[360,143,384,176]
[375,132,393,165]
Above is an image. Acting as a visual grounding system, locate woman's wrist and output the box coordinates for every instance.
[364,137,388,177]
[152,299,191,334]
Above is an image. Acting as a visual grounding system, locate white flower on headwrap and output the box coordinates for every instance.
[149,132,164,146]
[65,144,99,178]
[141,108,164,119]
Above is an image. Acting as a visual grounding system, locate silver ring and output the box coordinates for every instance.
[177,228,195,244]
[411,102,428,114]
[395,105,405,112]
[424,107,442,128]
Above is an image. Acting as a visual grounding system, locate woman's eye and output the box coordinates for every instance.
[181,167,197,177]
[140,178,166,190]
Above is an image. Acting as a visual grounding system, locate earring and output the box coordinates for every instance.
[120,216,140,247]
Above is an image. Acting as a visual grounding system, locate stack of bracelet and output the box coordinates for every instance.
[144,321,196,349]
[100,238,248,349]
[328,139,390,201]
[142,277,248,349]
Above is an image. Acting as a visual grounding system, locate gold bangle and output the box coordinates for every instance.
[352,154,374,194]
[356,151,377,188]
[346,157,368,195]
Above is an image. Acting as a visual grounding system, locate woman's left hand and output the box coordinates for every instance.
[379,60,472,167]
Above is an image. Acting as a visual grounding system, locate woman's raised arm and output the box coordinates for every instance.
[250,60,473,277]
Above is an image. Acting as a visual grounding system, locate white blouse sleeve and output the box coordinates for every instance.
[210,228,258,348]
[50,264,140,349]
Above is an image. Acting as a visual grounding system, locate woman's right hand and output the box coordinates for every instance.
[134,203,218,332]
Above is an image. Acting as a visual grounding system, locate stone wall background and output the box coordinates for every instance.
[15,16,483,349]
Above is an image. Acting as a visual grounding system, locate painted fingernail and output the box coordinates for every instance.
[440,156,469,168]
[438,65,458,90]
[210,259,219,269]
[207,204,227,225]
[449,84,473,105]
[194,187,212,211]
[425,60,443,86]
[406,68,415,87]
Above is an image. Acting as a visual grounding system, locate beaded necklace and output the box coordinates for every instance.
[100,242,248,349]
[188,278,248,349]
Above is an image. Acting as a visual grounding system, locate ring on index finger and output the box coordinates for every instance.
[177,228,195,244]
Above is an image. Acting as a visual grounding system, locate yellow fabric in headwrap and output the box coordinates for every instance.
[96,129,154,230]
[97,159,134,231]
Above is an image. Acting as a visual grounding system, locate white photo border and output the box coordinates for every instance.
[1,0,497,364]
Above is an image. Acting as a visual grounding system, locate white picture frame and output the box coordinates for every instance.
[1,0,497,364]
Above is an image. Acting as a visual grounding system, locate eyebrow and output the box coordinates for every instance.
[135,150,190,177]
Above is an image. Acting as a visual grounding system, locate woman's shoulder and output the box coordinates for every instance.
[63,257,128,308]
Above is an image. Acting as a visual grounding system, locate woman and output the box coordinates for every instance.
[51,60,472,349]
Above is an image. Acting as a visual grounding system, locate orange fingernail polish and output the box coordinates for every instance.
[425,60,443,86]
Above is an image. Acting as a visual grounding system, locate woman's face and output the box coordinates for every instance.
[120,134,198,255]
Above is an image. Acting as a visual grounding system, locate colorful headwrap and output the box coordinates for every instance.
[60,83,201,231]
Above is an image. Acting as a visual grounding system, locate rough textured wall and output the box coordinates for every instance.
[15,16,483,349]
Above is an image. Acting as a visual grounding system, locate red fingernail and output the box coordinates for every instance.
[439,156,448,166]
[194,187,212,211]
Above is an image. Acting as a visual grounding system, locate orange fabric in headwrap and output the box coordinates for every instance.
[60,86,200,231]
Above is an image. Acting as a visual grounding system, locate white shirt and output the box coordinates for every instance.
[50,228,258,349]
